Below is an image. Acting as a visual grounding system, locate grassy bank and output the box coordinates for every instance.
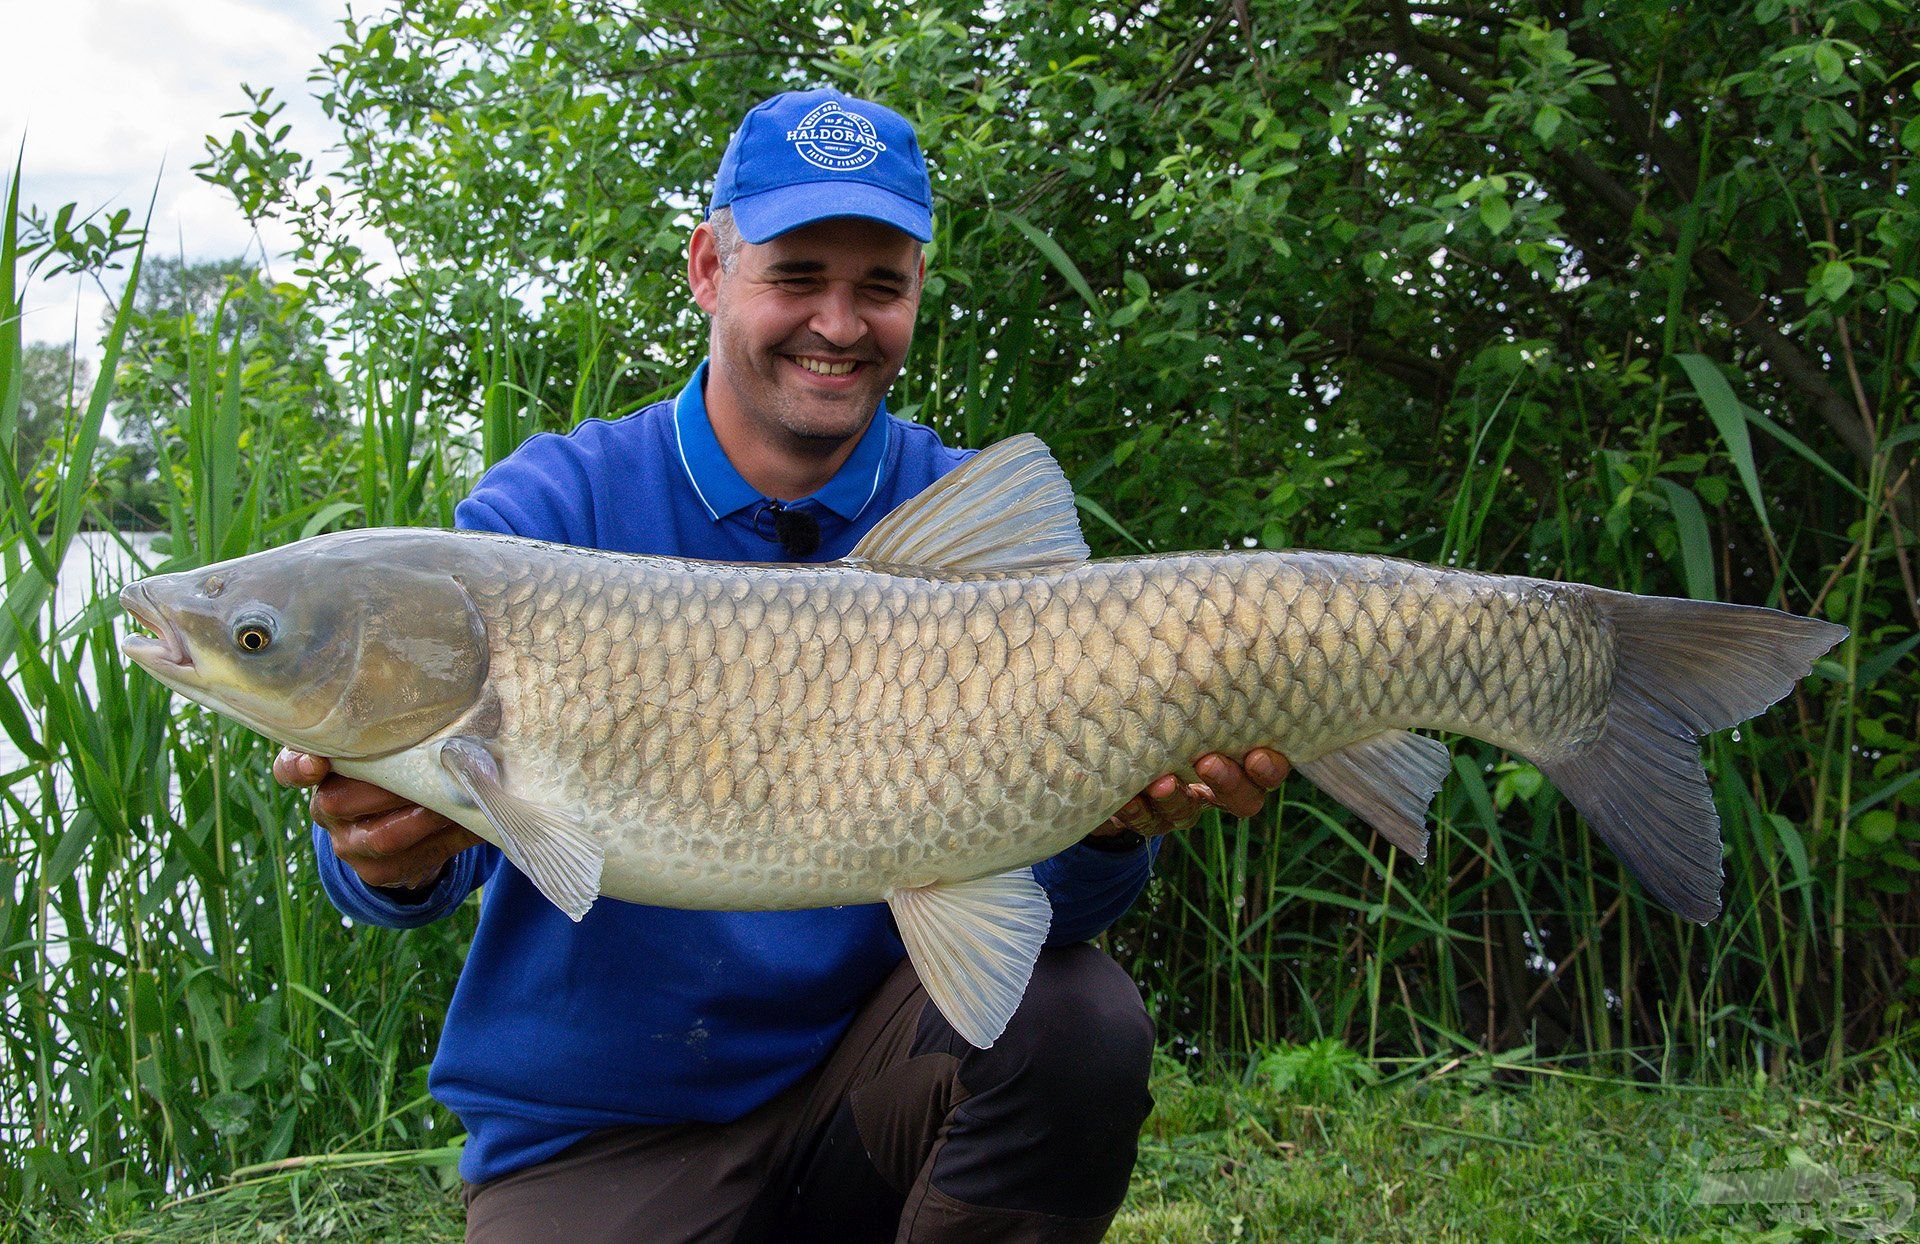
[35,1051,1920,1243]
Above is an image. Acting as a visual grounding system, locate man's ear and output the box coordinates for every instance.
[688,222,722,314]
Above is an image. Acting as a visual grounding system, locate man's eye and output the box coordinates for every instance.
[779,278,820,291]
[865,285,903,300]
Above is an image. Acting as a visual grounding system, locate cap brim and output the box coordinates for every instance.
[728,181,932,244]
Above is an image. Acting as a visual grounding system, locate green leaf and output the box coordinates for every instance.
[1860,810,1898,846]
[1771,815,1812,892]
[1532,105,1563,145]
[1653,478,1717,601]
[0,667,46,765]
[1673,354,1773,536]
[1857,631,1920,688]
[1851,769,1920,822]
[1074,493,1149,552]
[1813,42,1845,82]
[1003,211,1105,318]
[200,1090,255,1139]
[1812,259,1855,303]
[42,810,100,889]
[1743,403,1868,502]
[1479,195,1513,234]
[1903,116,1920,153]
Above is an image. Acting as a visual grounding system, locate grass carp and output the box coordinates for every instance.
[119,435,1845,1046]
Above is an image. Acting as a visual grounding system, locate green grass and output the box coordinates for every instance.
[1117,1054,1920,1242]
[34,1052,1920,1243]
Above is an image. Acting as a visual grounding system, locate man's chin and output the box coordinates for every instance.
[774,397,883,445]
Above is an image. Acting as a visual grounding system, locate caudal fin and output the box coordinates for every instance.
[1536,592,1846,923]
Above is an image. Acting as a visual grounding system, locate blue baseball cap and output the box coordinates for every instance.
[709,89,933,244]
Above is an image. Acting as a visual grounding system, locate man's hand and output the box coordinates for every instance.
[274,748,484,893]
[1087,748,1291,842]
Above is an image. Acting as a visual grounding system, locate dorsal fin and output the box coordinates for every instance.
[848,434,1091,572]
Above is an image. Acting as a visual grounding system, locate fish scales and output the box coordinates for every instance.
[451,540,1612,909]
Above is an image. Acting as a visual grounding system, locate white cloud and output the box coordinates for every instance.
[0,0,351,348]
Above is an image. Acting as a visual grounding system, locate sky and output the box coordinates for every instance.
[0,0,352,349]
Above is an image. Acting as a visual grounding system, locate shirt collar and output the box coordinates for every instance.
[672,359,892,523]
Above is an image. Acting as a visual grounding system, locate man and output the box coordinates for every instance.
[276,89,1289,1242]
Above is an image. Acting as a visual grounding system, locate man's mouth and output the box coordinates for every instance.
[786,355,866,378]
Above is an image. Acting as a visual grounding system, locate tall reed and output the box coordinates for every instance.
[1,177,478,1221]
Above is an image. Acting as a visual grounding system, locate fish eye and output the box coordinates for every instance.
[233,615,276,654]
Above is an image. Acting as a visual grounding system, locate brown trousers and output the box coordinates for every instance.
[463,944,1155,1243]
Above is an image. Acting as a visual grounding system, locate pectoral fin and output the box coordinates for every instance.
[1295,730,1451,861]
[439,736,602,921]
[886,869,1052,1049]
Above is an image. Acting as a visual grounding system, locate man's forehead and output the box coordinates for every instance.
[747,217,921,267]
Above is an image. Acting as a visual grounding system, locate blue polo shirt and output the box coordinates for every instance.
[310,362,1158,1184]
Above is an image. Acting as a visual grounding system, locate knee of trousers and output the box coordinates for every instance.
[925,944,1156,1218]
[958,943,1156,1132]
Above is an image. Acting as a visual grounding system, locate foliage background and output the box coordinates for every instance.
[2,0,1916,1222]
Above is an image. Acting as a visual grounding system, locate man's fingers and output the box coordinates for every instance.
[1112,749,1296,837]
[337,804,445,859]
[1246,747,1291,789]
[1101,796,1150,834]
[332,805,475,886]
[312,773,417,826]
[1142,778,1201,833]
[273,748,330,789]
[386,822,484,887]
[1197,754,1267,819]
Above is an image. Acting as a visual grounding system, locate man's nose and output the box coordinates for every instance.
[807,286,865,348]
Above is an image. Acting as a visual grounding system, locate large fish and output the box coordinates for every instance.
[119,436,1844,1046]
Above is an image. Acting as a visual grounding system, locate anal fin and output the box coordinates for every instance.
[887,869,1052,1049]
[440,736,602,921]
[1295,730,1451,862]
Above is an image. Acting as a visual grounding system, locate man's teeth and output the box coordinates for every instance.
[794,357,858,376]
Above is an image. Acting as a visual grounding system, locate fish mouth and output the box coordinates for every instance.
[118,583,193,673]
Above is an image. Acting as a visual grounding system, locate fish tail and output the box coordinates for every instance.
[1534,591,1846,922]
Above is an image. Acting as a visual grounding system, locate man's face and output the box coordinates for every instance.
[691,216,924,447]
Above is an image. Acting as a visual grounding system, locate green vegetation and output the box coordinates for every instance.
[37,1050,1920,1242]
[1,0,1915,1229]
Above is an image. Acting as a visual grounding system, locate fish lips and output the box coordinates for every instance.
[119,582,194,675]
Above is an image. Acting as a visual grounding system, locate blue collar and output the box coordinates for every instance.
[671,360,892,523]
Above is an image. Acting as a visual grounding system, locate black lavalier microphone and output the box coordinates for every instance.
[755,501,822,559]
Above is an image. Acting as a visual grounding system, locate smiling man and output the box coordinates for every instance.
[276,89,1288,1242]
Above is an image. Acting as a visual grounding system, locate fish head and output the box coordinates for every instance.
[119,535,489,759]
